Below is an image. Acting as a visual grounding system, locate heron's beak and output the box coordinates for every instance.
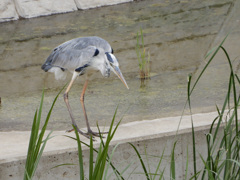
[112,66,129,89]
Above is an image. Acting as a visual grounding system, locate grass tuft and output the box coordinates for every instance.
[23,86,64,180]
[65,107,125,180]
[136,28,151,81]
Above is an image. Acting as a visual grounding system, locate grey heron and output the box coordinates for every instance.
[41,36,129,138]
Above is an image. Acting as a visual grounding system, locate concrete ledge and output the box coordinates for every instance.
[0,0,19,22]
[14,0,77,19]
[0,111,219,163]
[0,0,133,22]
[75,0,133,10]
[0,111,231,179]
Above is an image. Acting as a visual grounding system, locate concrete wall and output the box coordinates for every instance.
[0,130,209,180]
[0,0,133,22]
[0,112,230,179]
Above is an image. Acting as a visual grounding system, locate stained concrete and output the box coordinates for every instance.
[0,0,19,22]
[13,0,77,18]
[0,0,132,22]
[74,0,133,10]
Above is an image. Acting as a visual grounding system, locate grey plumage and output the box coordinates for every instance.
[41,36,113,75]
[41,36,128,138]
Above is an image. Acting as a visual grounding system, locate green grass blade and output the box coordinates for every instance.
[51,163,77,169]
[109,119,122,143]
[199,154,215,180]
[126,166,138,180]
[213,75,232,142]
[118,162,132,179]
[89,135,93,180]
[93,142,103,178]
[33,87,62,164]
[136,31,141,67]
[73,125,84,180]
[205,46,217,59]
[64,133,125,179]
[220,46,239,138]
[191,107,197,178]
[206,133,213,178]
[24,109,38,180]
[93,107,120,180]
[32,131,53,177]
[190,33,229,95]
[153,147,165,180]
[128,142,150,180]
[220,46,240,179]
[93,132,110,179]
[170,141,177,180]
[158,167,165,180]
[184,146,189,180]
[141,28,145,50]
[24,89,45,180]
[187,73,197,179]
[35,89,44,137]
[226,159,240,168]
[189,171,201,180]
[24,170,31,180]
[235,74,240,84]
[104,143,120,179]
[108,107,119,138]
[24,86,64,180]
[144,144,152,179]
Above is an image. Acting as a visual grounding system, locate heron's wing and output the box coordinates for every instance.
[67,36,112,53]
[43,46,99,71]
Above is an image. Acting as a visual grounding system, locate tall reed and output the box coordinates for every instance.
[136,28,150,80]
[130,34,240,179]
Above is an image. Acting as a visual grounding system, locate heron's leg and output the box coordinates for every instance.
[64,72,90,138]
[80,80,108,137]
[80,79,91,130]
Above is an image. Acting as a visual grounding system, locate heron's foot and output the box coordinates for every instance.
[66,128,108,139]
[87,129,108,138]
[66,128,74,133]
[66,127,92,139]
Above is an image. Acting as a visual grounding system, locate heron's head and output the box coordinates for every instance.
[105,52,129,89]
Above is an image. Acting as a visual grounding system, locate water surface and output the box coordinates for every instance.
[0,0,238,131]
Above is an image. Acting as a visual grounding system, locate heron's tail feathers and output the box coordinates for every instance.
[41,63,52,72]
[48,67,67,80]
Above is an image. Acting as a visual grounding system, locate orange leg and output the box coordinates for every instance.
[80,79,108,137]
